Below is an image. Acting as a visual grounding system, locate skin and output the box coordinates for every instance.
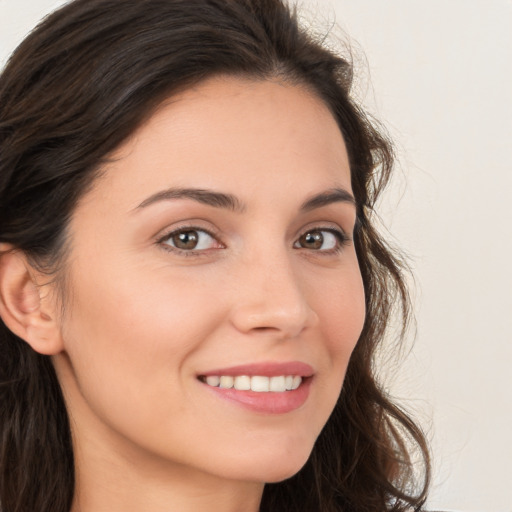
[41,77,365,511]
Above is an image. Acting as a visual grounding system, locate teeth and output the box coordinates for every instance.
[219,376,234,389]
[202,375,303,392]
[234,375,251,390]
[206,376,220,387]
[251,376,269,392]
[269,376,286,392]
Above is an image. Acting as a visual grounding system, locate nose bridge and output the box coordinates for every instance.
[229,244,318,337]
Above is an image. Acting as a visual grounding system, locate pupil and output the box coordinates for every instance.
[303,231,323,249]
[174,231,198,249]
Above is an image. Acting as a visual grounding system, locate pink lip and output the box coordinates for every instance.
[201,378,313,414]
[199,361,314,378]
[197,361,314,415]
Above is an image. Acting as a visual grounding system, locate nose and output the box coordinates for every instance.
[229,254,319,339]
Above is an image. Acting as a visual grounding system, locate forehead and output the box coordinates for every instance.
[84,76,352,211]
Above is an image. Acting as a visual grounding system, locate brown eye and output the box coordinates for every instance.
[162,228,218,251]
[294,229,340,251]
[298,231,324,249]
[172,230,199,250]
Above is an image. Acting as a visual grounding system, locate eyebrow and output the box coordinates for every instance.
[300,187,356,211]
[136,188,245,213]
[135,186,356,213]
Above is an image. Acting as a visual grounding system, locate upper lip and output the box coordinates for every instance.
[198,361,314,378]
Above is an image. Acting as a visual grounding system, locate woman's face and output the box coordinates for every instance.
[53,76,365,485]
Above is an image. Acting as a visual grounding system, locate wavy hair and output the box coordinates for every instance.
[0,1,430,510]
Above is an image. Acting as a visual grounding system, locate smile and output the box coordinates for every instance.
[200,375,302,392]
[197,363,314,414]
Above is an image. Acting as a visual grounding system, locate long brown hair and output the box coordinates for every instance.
[0,1,430,510]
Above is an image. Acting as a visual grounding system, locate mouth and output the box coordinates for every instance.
[198,374,304,392]
[197,362,314,414]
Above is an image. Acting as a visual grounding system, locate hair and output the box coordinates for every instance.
[0,0,430,511]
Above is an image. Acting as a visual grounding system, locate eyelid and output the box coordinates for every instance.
[156,224,224,255]
[297,222,351,241]
[294,224,351,252]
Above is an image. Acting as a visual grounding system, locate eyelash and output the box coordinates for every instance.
[157,225,222,258]
[157,225,350,257]
[295,228,351,255]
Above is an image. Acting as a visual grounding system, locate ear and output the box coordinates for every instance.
[0,243,64,355]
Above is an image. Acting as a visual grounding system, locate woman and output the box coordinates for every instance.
[0,0,430,511]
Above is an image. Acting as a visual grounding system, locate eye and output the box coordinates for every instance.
[294,229,346,251]
[160,228,220,252]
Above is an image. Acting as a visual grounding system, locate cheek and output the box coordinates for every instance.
[302,260,365,426]
[59,262,225,423]
[68,276,216,359]
[315,263,366,362]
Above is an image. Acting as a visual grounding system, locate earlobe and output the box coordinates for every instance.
[0,243,64,355]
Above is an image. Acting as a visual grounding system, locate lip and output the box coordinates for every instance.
[197,361,314,414]
[198,361,314,378]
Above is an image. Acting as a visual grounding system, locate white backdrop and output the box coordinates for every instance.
[1,1,511,511]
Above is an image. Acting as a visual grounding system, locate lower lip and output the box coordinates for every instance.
[201,378,312,414]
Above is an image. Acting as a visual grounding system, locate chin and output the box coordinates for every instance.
[219,446,313,484]
[263,464,308,484]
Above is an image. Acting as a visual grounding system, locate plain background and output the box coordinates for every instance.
[1,1,511,511]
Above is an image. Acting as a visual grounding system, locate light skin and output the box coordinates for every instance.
[0,76,365,511]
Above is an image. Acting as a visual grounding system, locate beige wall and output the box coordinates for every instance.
[2,1,511,510]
